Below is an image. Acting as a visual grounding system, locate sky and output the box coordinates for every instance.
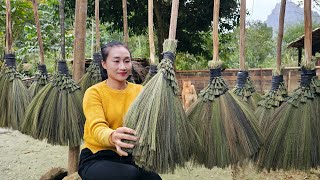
[246,0,319,21]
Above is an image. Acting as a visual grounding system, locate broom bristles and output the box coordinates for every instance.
[79,62,101,93]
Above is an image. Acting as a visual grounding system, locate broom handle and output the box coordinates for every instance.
[122,0,129,45]
[59,0,66,60]
[276,0,286,72]
[5,0,12,54]
[95,0,100,52]
[32,0,45,65]
[168,0,179,40]
[212,0,220,62]
[239,0,246,70]
[304,0,312,65]
[148,0,156,64]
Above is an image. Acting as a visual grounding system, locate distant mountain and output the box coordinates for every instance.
[265,1,320,32]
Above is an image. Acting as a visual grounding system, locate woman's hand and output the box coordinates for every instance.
[110,127,138,156]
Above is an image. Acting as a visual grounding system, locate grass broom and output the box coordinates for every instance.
[0,0,31,130]
[123,0,200,174]
[186,0,262,169]
[28,0,49,98]
[142,0,158,85]
[256,0,320,170]
[255,0,288,135]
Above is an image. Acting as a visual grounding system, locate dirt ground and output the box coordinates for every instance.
[1,128,320,180]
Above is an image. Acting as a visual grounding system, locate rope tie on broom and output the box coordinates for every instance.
[236,71,248,88]
[58,61,69,75]
[37,64,47,75]
[93,52,102,65]
[149,64,158,75]
[209,68,221,82]
[163,52,175,63]
[300,68,316,87]
[271,75,283,90]
[4,54,16,68]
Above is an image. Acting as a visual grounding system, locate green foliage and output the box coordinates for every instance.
[175,53,208,70]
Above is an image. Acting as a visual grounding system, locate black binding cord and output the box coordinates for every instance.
[236,71,249,88]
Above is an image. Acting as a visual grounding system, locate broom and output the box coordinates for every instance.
[255,0,288,134]
[123,0,200,174]
[186,0,262,169]
[79,0,102,93]
[28,0,49,98]
[142,0,158,85]
[0,0,31,130]
[256,0,320,171]
[231,0,261,110]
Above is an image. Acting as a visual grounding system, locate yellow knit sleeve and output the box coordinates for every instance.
[83,87,115,148]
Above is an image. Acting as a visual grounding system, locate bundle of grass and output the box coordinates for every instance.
[21,61,85,147]
[232,71,261,110]
[255,71,288,134]
[256,65,320,171]
[124,39,199,174]
[187,60,262,169]
[0,54,31,130]
[29,64,49,98]
[79,52,102,93]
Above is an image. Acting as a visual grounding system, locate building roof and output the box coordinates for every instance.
[287,27,320,54]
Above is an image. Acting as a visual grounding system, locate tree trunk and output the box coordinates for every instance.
[154,0,165,55]
[69,0,87,175]
[32,0,45,65]
[5,0,12,54]
[59,0,66,60]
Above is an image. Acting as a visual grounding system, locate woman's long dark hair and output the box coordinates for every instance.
[100,41,131,81]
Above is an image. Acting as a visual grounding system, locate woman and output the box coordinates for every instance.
[78,41,162,180]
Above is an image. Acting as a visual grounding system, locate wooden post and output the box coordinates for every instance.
[304,0,312,65]
[276,0,286,73]
[213,0,220,62]
[148,0,156,65]
[168,0,179,40]
[31,0,45,65]
[69,0,87,175]
[95,0,100,51]
[5,0,12,54]
[239,0,246,70]
[122,0,129,45]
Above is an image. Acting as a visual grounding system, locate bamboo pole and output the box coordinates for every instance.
[5,0,12,54]
[168,0,179,40]
[304,0,312,65]
[59,0,66,60]
[69,0,87,175]
[31,0,45,65]
[213,0,220,62]
[276,0,286,72]
[95,0,100,51]
[239,0,246,70]
[148,0,156,64]
[122,0,129,45]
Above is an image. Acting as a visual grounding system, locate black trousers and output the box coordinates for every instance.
[78,148,162,180]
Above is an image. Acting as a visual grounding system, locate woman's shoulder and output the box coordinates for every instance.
[127,82,143,92]
[84,81,106,95]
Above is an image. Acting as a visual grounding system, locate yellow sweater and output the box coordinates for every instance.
[82,81,143,154]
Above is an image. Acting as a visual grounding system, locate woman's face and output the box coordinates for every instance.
[101,46,132,83]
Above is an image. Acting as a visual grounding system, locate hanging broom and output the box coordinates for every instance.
[255,0,288,134]
[186,0,262,169]
[0,0,31,131]
[142,0,158,85]
[79,0,102,92]
[256,0,320,171]
[123,0,200,174]
[231,0,261,110]
[28,0,49,98]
